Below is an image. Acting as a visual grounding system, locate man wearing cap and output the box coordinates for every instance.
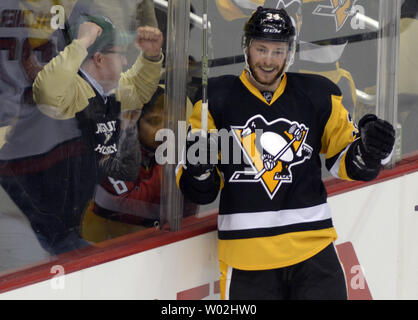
[34,16,163,180]
[26,16,163,254]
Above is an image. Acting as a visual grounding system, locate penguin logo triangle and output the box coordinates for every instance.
[230,115,313,199]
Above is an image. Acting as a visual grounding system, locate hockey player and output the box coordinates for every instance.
[176,7,395,299]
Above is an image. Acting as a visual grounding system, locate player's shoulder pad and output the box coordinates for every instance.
[286,72,342,97]
[208,74,238,90]
[192,75,239,105]
[208,75,239,107]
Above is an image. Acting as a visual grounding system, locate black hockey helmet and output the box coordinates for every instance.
[243,6,295,47]
[242,7,297,85]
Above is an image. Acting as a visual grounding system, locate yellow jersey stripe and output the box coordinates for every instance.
[189,100,217,132]
[218,227,337,270]
[321,94,357,158]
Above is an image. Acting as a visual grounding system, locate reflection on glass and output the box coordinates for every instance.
[0,0,164,275]
[81,86,198,243]
[398,0,418,156]
[189,0,415,180]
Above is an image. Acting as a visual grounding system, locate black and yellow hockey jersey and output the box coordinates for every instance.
[177,70,359,270]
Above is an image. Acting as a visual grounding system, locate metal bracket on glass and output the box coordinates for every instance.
[154,0,212,31]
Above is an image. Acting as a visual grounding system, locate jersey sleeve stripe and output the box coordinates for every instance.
[321,94,357,161]
[189,100,217,132]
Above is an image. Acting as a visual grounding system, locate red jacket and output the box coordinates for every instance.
[93,149,197,226]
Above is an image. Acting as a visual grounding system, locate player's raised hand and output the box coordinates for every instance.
[77,21,103,49]
[136,26,163,61]
[358,114,395,163]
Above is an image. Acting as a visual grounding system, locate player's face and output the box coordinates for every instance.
[100,45,128,92]
[247,40,289,87]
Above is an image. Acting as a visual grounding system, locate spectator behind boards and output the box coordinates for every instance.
[81,86,198,242]
[25,15,163,254]
[176,7,395,300]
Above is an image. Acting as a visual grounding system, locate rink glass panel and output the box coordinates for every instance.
[0,0,415,281]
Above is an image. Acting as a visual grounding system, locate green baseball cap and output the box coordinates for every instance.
[70,15,136,56]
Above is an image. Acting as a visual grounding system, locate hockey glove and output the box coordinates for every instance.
[358,114,395,166]
[347,114,395,181]
[183,131,219,179]
[180,131,220,204]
